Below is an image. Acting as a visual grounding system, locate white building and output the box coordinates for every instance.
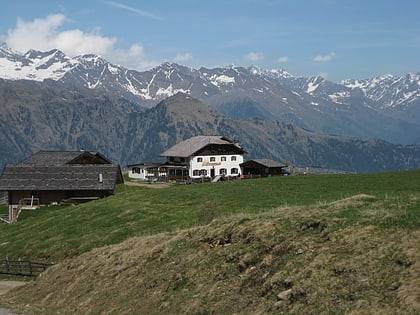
[127,162,188,182]
[127,136,246,182]
[161,135,245,180]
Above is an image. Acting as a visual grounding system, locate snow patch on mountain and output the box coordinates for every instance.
[210,74,235,87]
[307,80,320,93]
[155,84,190,97]
[342,74,394,94]
[107,64,120,75]
[248,65,292,80]
[302,76,325,94]
[328,91,351,104]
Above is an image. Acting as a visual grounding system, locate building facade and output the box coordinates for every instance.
[161,135,245,180]
[128,136,246,182]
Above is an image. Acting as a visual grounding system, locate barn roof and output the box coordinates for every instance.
[161,136,245,158]
[17,150,111,166]
[0,165,122,191]
[0,151,123,191]
[241,159,286,168]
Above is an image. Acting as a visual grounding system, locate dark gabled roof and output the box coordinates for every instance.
[0,150,123,191]
[127,162,159,168]
[17,150,111,166]
[240,159,286,168]
[161,136,245,158]
[0,164,122,191]
[127,162,188,169]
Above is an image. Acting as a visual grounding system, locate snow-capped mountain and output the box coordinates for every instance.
[0,43,312,106]
[1,43,420,145]
[0,44,77,81]
[342,73,420,109]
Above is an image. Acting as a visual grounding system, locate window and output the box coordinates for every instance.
[197,157,203,162]
[231,168,239,174]
[193,169,200,176]
[210,157,216,162]
[200,169,208,176]
[221,156,226,161]
[170,157,185,163]
[219,168,227,175]
[231,156,237,161]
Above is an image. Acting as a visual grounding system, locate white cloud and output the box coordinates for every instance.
[53,29,117,56]
[6,14,68,53]
[4,14,157,70]
[244,52,264,62]
[312,52,336,62]
[112,44,158,70]
[277,56,289,63]
[174,53,193,62]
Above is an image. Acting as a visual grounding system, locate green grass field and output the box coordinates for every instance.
[0,170,419,261]
[0,170,419,314]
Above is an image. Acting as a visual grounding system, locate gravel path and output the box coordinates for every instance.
[0,281,27,315]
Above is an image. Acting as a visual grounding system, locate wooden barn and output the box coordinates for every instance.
[240,159,288,177]
[0,150,123,223]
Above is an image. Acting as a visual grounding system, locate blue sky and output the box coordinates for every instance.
[1,0,419,82]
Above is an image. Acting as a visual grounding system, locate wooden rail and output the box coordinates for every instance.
[0,195,7,205]
[0,260,53,277]
[0,214,9,224]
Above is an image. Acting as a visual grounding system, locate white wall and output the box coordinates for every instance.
[128,166,146,180]
[189,154,244,178]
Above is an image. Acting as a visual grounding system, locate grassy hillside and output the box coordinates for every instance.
[1,171,419,262]
[0,171,419,314]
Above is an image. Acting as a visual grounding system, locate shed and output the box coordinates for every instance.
[240,159,288,177]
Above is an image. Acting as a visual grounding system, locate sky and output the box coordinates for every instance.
[0,0,419,82]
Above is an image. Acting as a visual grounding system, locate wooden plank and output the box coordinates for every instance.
[0,260,53,277]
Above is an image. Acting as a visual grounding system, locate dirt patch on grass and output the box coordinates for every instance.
[397,230,420,310]
[124,181,172,188]
[0,281,27,315]
[0,281,26,296]
[327,194,376,209]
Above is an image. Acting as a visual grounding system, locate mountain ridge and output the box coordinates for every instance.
[1,43,420,145]
[1,45,420,173]
[0,79,419,173]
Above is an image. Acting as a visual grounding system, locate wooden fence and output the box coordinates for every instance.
[0,214,9,224]
[0,260,53,277]
[0,193,7,204]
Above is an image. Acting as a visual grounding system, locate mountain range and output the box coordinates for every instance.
[1,43,420,173]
